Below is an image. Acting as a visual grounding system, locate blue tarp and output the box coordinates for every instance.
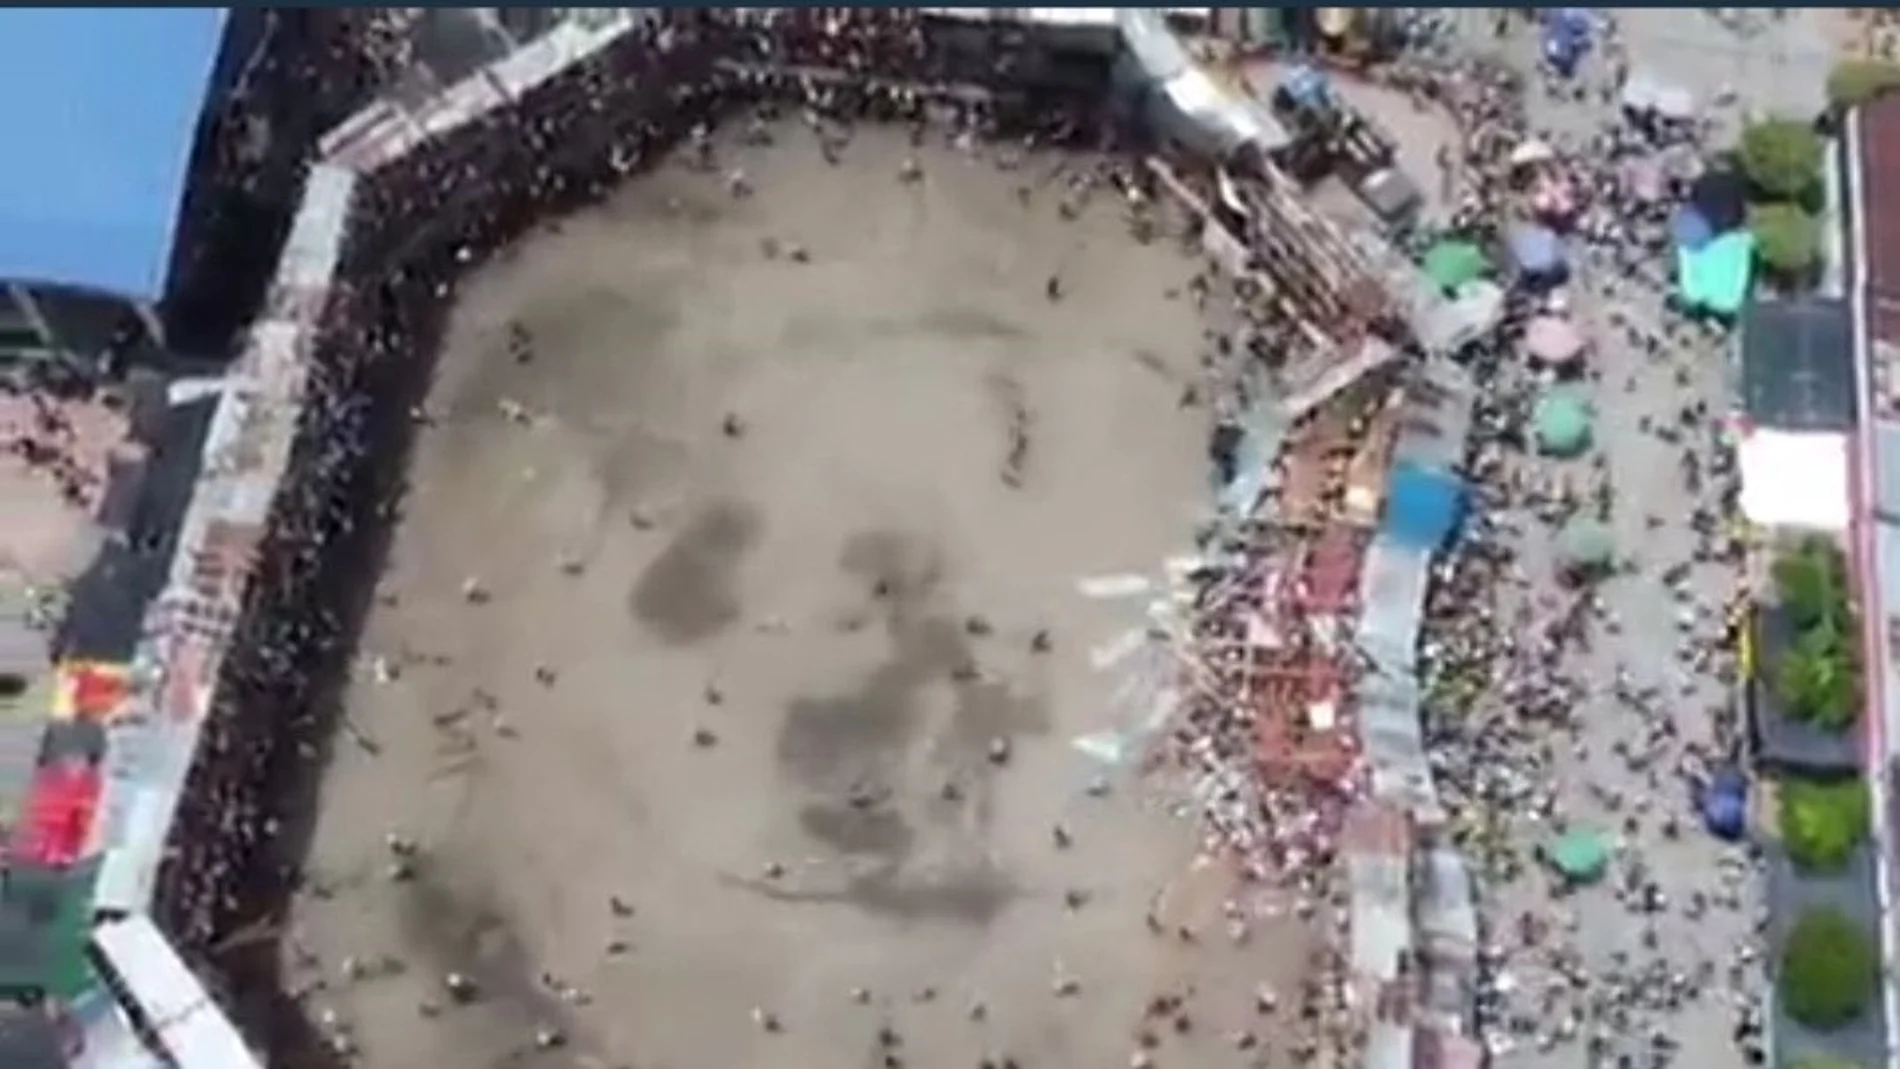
[0,9,228,301]
[1381,462,1465,552]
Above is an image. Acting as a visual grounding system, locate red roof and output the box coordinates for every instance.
[13,760,102,868]
[1299,527,1368,614]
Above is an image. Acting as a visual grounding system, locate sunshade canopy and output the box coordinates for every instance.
[1550,829,1610,881]
[1556,516,1615,567]
[1423,240,1489,292]
[1510,138,1557,167]
[1533,389,1595,456]
[0,8,228,301]
[1509,224,1565,274]
[1524,315,1586,364]
[1700,767,1749,840]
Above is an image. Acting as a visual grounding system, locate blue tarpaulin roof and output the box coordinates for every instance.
[0,8,227,302]
[1381,462,1465,552]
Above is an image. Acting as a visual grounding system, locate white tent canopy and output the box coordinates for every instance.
[1736,428,1850,532]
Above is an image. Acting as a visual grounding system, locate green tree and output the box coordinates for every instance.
[1740,118,1825,200]
[1775,536,1850,632]
[1750,202,1822,282]
[1828,58,1900,111]
[1779,777,1872,872]
[1782,907,1881,1029]
[1774,624,1860,730]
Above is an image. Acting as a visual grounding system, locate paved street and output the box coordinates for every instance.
[1417,11,1824,1069]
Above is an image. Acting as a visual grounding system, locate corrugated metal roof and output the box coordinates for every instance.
[1344,805,1413,983]
[1392,362,1475,474]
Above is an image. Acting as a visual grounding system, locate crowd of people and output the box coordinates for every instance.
[141,10,1122,1056]
[117,8,1788,1069]
[1391,16,1764,1068]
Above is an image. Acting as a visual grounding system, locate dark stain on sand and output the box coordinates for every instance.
[770,530,1050,924]
[396,863,595,1067]
[630,498,762,643]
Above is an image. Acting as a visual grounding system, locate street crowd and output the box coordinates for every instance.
[1387,16,1765,1069]
[122,8,1780,1069]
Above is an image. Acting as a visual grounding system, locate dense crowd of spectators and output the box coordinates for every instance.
[143,10,1098,1041]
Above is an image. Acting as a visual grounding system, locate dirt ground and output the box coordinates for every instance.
[0,392,119,585]
[284,123,1321,1069]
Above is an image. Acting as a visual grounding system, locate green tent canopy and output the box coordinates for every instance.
[1549,829,1611,882]
[1533,389,1595,457]
[1557,517,1615,569]
[1424,240,1489,292]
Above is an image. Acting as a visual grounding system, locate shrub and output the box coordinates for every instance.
[1749,202,1822,282]
[1779,777,1872,872]
[1774,624,1861,730]
[1828,58,1900,110]
[1775,536,1850,632]
[1781,907,1881,1028]
[1740,119,1825,201]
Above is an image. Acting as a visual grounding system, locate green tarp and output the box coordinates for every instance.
[1423,240,1489,292]
[1533,388,1595,456]
[1676,230,1755,316]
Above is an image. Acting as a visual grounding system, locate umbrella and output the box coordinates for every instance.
[1530,175,1578,221]
[1533,389,1594,456]
[1556,516,1615,569]
[1510,138,1557,168]
[1508,224,1564,275]
[1549,829,1610,882]
[1524,315,1586,365]
[1423,240,1488,292]
[1672,205,1714,251]
[1699,766,1749,841]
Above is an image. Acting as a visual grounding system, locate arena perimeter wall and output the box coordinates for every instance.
[77,9,1473,1068]
[84,11,658,1066]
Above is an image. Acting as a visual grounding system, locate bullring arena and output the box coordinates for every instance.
[0,10,1480,1069]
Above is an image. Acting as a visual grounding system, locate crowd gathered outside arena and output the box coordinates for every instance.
[82,8,1812,1069]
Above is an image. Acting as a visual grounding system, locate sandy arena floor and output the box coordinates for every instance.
[284,123,1320,1069]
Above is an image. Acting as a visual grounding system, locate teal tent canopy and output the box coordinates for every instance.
[1423,240,1489,292]
[1675,230,1755,316]
[1533,389,1595,456]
